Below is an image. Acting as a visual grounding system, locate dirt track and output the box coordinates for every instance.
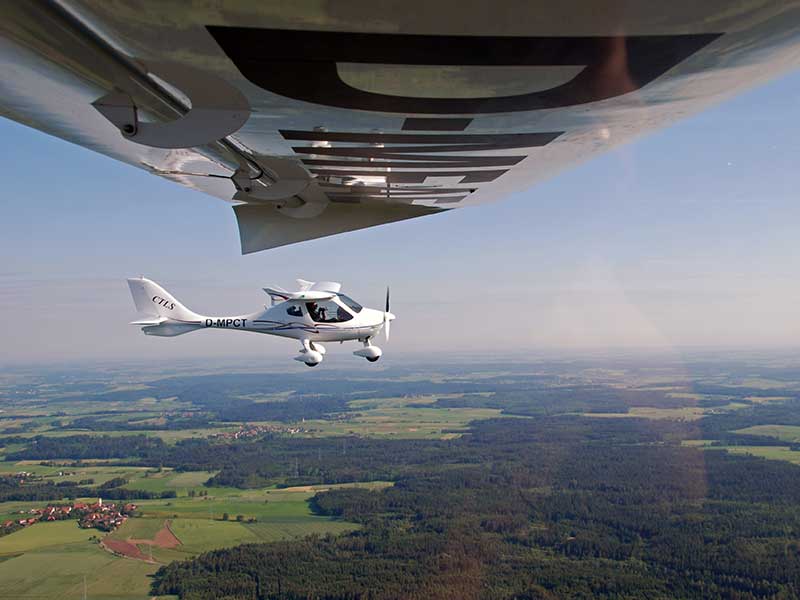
[103,519,182,562]
[102,538,148,561]
[152,520,181,548]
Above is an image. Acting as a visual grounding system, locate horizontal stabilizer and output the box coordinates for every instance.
[141,322,202,337]
[130,316,168,326]
[234,202,446,254]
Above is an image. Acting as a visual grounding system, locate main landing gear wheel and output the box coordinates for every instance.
[295,340,324,367]
[354,340,382,362]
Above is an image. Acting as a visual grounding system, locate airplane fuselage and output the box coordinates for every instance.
[188,303,386,343]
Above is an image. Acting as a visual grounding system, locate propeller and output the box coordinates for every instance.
[383,286,391,342]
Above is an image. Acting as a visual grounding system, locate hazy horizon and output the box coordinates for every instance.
[5,346,800,374]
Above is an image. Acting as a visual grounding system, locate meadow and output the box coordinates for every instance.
[0,521,158,599]
[297,396,505,438]
[0,480,373,599]
[708,445,800,465]
[733,424,800,442]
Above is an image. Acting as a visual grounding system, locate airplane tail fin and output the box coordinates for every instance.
[126,277,204,334]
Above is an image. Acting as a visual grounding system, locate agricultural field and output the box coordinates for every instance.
[708,445,800,466]
[733,424,800,442]
[583,406,709,420]
[583,401,758,421]
[294,395,506,438]
[134,481,390,522]
[0,519,95,554]
[0,480,373,599]
[0,541,158,599]
[120,469,218,493]
[0,520,158,599]
[0,460,218,494]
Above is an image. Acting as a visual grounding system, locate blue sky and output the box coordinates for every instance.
[3,69,800,364]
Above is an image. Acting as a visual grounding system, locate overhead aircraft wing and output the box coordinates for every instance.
[286,291,337,302]
[308,282,342,294]
[3,2,800,253]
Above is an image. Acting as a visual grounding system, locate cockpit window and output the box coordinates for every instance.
[338,294,363,313]
[286,305,302,317]
[306,300,353,323]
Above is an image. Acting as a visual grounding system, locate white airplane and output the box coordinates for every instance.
[127,277,394,367]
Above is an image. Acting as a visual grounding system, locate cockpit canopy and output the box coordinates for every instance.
[284,293,363,323]
[306,299,351,323]
[338,294,363,314]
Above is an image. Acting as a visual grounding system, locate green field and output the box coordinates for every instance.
[710,445,800,466]
[584,401,753,421]
[0,521,158,599]
[0,461,219,496]
[0,479,376,599]
[110,482,366,553]
[0,542,158,599]
[0,461,156,487]
[0,520,96,554]
[107,517,260,564]
[1,425,241,444]
[121,469,218,493]
[107,516,166,541]
[134,481,390,521]
[172,518,257,550]
[584,406,706,420]
[292,395,506,438]
[733,424,800,442]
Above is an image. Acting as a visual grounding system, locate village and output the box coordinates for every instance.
[211,422,311,440]
[2,498,136,534]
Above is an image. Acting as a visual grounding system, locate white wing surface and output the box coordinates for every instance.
[3,1,800,253]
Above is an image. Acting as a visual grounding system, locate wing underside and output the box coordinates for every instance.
[3,1,800,252]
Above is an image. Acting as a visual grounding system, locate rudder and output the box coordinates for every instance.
[127,277,203,322]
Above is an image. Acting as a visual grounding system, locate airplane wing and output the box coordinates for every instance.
[263,286,338,303]
[3,1,800,253]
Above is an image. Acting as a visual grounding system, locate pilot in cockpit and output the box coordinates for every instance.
[307,301,320,321]
[306,299,349,323]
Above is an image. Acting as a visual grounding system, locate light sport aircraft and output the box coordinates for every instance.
[127,277,394,367]
[3,3,800,254]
